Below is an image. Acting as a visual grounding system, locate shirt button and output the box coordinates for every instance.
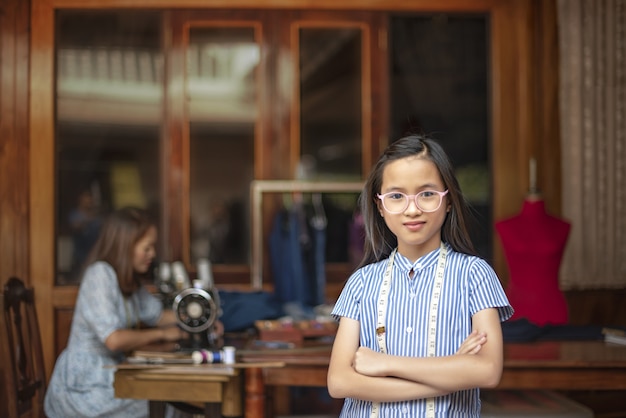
[410,293,416,299]
[402,407,409,414]
[414,263,422,270]
[406,326,413,333]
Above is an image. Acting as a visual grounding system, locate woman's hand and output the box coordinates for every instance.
[160,325,188,342]
[106,325,188,353]
[211,320,224,338]
[456,330,487,355]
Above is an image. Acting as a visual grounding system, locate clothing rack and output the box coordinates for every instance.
[250,180,364,289]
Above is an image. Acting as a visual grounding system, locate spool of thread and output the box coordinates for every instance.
[197,258,214,289]
[158,262,171,282]
[171,261,190,290]
[191,349,223,364]
[223,346,236,364]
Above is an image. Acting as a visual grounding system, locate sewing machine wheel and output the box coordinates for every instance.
[172,287,218,333]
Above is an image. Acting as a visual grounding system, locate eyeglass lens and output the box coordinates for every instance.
[381,191,444,213]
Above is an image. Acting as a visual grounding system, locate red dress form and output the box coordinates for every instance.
[495,197,571,325]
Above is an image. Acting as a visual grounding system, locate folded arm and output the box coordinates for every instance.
[353,308,504,391]
[327,316,447,402]
[327,308,502,402]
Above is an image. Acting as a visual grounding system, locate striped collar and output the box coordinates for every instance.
[392,242,448,275]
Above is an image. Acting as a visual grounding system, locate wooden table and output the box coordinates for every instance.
[499,340,626,390]
[114,364,243,418]
[239,341,626,418]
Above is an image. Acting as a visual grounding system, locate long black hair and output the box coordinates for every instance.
[358,134,477,267]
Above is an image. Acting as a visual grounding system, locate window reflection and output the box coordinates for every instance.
[299,27,362,180]
[389,14,491,258]
[188,27,258,265]
[55,11,163,284]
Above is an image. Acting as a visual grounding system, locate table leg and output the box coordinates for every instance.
[204,402,222,417]
[245,367,265,418]
[223,371,243,417]
[149,401,166,418]
[273,386,290,416]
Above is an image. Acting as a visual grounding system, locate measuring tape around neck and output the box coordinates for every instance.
[370,242,447,418]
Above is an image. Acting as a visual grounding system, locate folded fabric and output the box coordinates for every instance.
[218,290,284,332]
[502,318,626,342]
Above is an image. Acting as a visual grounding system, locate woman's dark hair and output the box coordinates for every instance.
[358,134,477,267]
[86,207,154,296]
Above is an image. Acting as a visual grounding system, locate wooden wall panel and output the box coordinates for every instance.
[55,308,74,355]
[489,0,563,285]
[30,0,56,378]
[0,0,30,285]
[1,0,36,415]
[533,0,562,215]
[12,0,614,383]
[489,0,536,284]
[162,11,186,262]
[565,289,626,327]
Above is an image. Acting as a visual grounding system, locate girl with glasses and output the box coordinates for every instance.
[328,135,513,417]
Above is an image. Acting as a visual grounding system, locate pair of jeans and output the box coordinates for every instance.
[269,207,327,308]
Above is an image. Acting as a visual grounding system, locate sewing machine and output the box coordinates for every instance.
[159,259,222,349]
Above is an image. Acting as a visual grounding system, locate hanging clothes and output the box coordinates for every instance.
[269,195,327,313]
[310,193,327,306]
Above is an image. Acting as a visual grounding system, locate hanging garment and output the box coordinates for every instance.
[269,202,327,311]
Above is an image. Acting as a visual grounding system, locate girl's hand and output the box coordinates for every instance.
[353,346,388,377]
[456,330,487,355]
[353,330,487,378]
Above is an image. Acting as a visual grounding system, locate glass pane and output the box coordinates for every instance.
[299,27,362,180]
[55,11,163,285]
[389,14,492,259]
[188,27,258,265]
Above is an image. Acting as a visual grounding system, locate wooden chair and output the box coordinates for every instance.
[0,277,46,418]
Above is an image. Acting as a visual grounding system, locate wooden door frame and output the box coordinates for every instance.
[30,0,558,376]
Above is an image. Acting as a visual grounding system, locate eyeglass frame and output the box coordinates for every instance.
[377,189,449,214]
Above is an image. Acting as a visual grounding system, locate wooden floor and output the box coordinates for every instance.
[564,391,626,418]
[286,387,626,418]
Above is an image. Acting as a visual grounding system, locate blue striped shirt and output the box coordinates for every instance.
[331,243,513,418]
